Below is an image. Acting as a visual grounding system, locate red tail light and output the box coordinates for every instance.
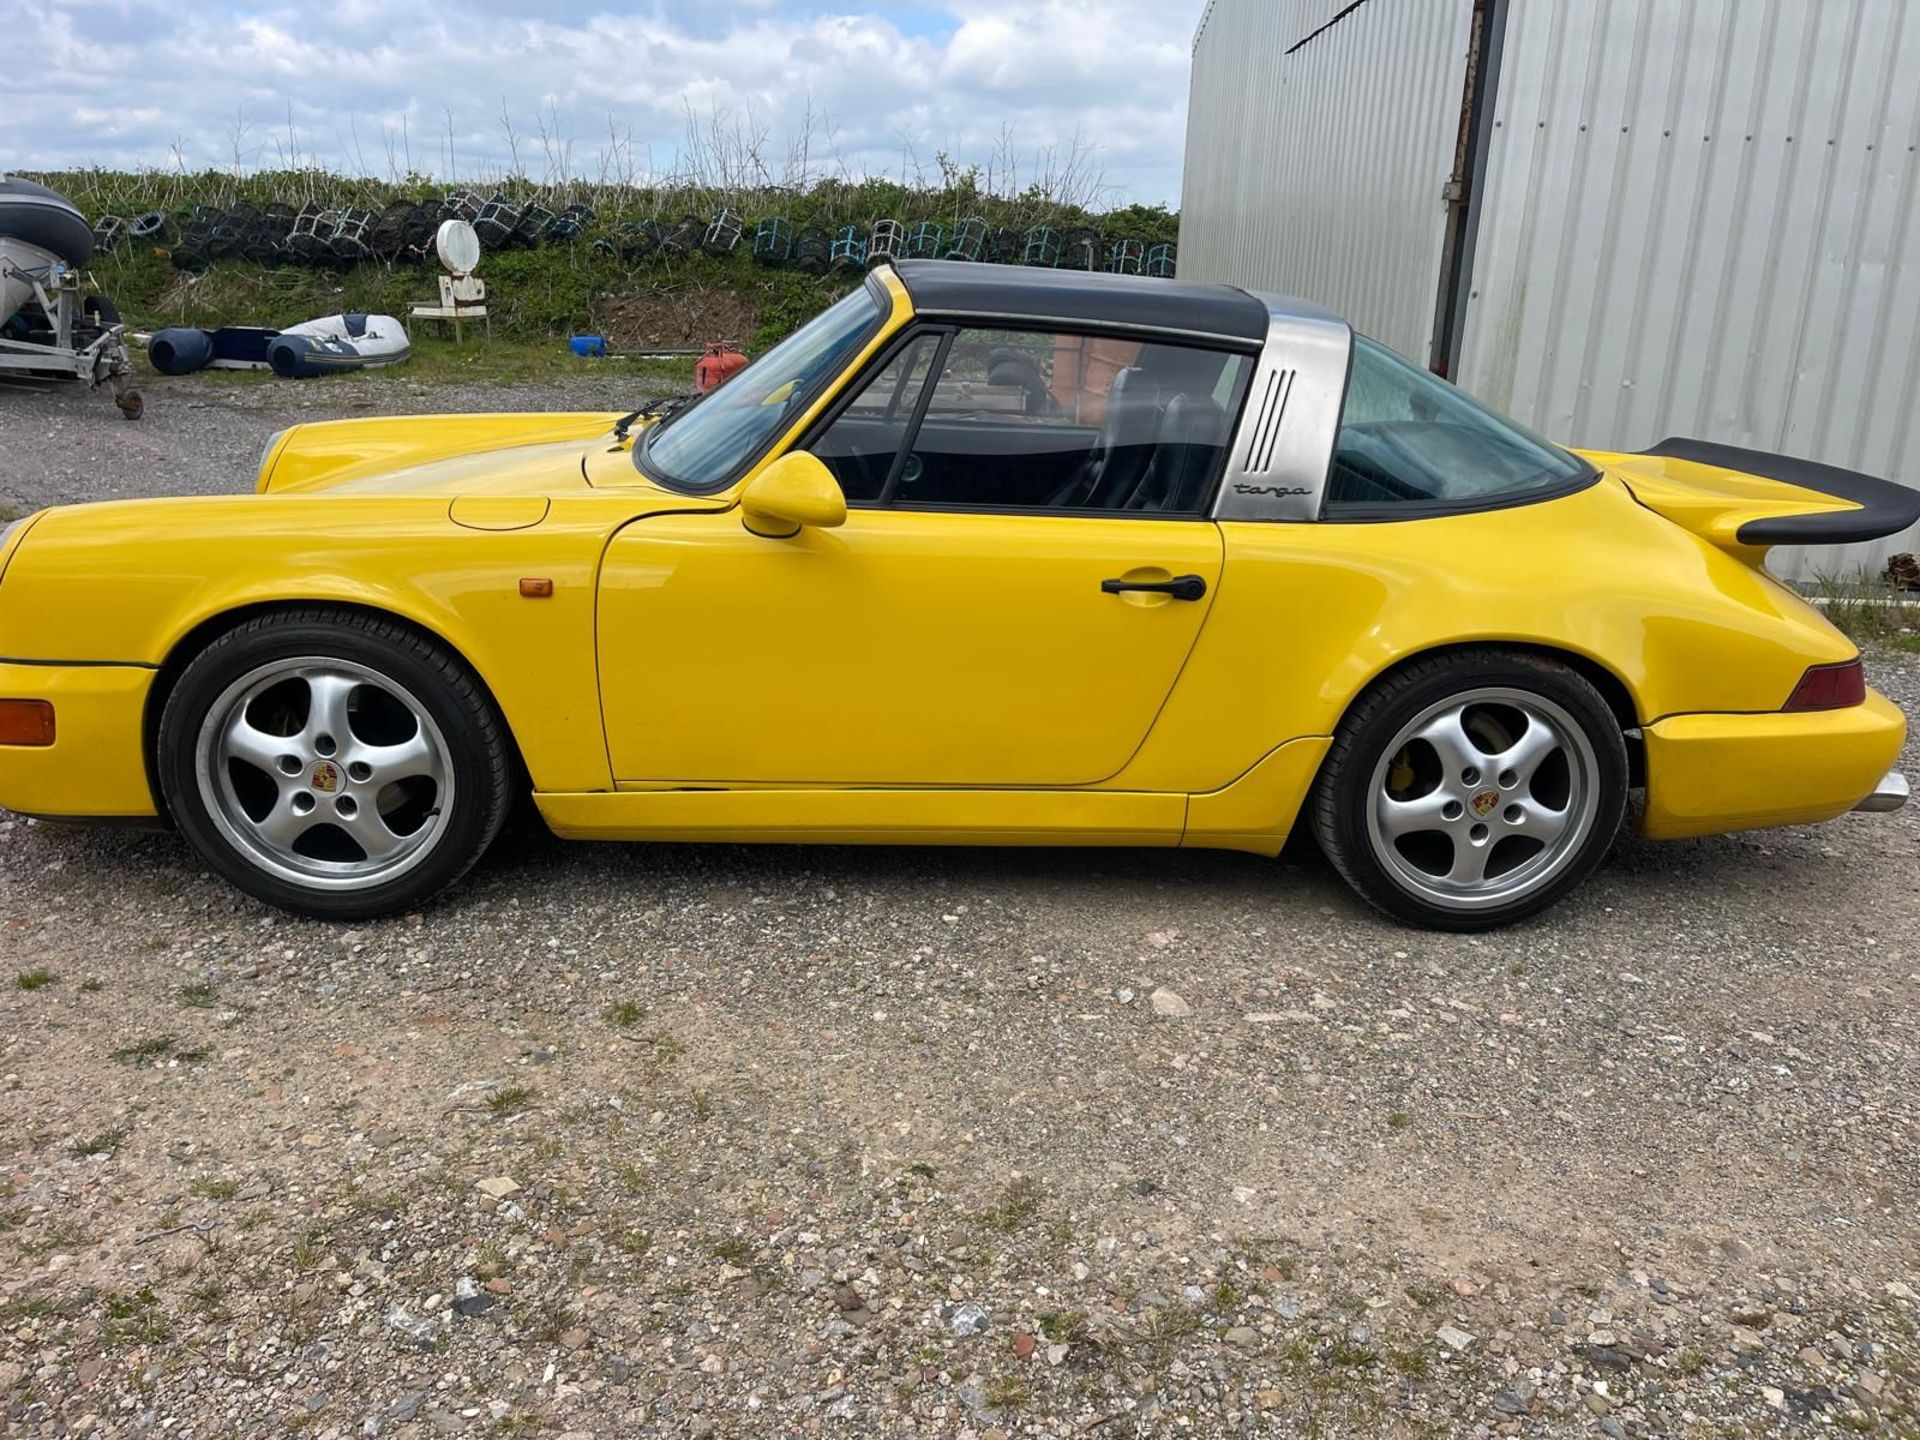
[1783,659,1866,711]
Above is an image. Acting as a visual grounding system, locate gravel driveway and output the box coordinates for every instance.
[3,376,1917,1438]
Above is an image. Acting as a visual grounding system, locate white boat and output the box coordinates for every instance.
[266,312,411,377]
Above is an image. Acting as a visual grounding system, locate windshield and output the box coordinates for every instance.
[637,281,887,492]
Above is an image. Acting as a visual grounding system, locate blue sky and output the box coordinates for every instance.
[9,0,1206,205]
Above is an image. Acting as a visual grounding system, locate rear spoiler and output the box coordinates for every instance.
[1633,437,1920,547]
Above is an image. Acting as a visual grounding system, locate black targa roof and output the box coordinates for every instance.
[892,260,1270,346]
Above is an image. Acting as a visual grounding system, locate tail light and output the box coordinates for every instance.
[1783,659,1866,711]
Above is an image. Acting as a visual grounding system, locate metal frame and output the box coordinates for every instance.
[1210,293,1353,523]
[0,255,139,415]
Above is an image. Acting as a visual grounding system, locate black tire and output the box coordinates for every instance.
[1310,649,1628,931]
[157,609,513,920]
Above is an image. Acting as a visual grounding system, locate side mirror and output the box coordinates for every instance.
[740,451,847,538]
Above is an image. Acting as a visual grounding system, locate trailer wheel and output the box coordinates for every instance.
[116,390,144,420]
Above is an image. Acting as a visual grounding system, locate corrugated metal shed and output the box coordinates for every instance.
[1457,0,1920,577]
[1180,0,1920,578]
[1179,0,1476,360]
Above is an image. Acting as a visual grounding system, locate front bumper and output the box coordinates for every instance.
[0,662,158,819]
[1640,688,1907,839]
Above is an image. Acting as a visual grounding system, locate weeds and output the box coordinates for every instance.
[69,1126,129,1159]
[980,1175,1046,1231]
[1809,573,1917,646]
[101,1288,172,1346]
[16,969,56,990]
[602,999,644,1027]
[176,981,219,1008]
[485,1085,536,1119]
[78,978,104,993]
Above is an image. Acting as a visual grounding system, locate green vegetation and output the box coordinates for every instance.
[980,1175,1047,1231]
[176,981,218,1008]
[101,1287,172,1346]
[602,999,645,1027]
[29,166,1180,362]
[69,1125,129,1159]
[485,1084,537,1119]
[1810,574,1918,647]
[15,969,55,991]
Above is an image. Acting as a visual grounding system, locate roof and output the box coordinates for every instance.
[892,260,1271,345]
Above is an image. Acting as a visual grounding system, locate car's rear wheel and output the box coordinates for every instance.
[1311,650,1628,930]
[158,609,512,919]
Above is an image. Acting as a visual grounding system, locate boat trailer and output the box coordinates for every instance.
[0,256,142,418]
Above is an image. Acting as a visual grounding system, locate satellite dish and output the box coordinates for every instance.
[434,218,481,275]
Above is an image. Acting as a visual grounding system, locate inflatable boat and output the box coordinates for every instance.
[1,175,95,330]
[146,312,411,378]
[0,174,141,417]
[267,312,410,377]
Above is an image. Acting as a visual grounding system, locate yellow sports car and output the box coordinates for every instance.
[0,261,1912,928]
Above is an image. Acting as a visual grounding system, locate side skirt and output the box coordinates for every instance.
[533,787,1186,846]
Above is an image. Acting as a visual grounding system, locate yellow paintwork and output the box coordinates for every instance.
[0,261,1904,856]
[1587,448,1863,564]
[0,662,153,816]
[1641,690,1907,838]
[738,451,849,536]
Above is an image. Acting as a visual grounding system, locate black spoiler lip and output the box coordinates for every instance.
[1638,437,1920,546]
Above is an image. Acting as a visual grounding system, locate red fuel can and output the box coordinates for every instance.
[695,342,749,392]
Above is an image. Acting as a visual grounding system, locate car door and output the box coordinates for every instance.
[597,325,1253,788]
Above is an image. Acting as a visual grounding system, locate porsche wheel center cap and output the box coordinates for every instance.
[1468,789,1500,819]
[311,761,343,794]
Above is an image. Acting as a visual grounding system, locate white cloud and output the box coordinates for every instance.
[6,0,1203,204]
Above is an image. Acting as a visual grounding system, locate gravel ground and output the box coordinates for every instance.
[2,376,1918,1438]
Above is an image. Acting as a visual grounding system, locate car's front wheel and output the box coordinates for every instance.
[1311,650,1628,930]
[157,609,512,919]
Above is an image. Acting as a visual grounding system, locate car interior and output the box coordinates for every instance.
[809,329,1250,514]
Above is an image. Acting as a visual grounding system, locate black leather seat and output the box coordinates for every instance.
[1049,367,1163,509]
[1127,394,1229,512]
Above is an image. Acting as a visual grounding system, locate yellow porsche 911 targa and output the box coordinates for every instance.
[0,261,1912,928]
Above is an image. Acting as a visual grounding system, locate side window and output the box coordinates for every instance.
[807,334,940,502]
[893,328,1250,514]
[1326,337,1590,509]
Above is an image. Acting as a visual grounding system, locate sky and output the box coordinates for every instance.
[6,0,1209,206]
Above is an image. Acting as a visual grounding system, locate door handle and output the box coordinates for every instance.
[1100,574,1208,601]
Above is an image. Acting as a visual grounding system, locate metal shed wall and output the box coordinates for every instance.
[1457,0,1920,578]
[1178,0,1476,361]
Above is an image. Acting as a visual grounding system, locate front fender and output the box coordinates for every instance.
[0,492,698,793]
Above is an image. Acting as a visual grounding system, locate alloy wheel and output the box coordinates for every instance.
[1363,686,1600,913]
[194,657,455,891]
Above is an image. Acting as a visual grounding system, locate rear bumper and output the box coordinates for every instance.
[1641,689,1907,839]
[0,662,158,818]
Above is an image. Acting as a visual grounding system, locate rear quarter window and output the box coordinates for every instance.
[1325,337,1591,515]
